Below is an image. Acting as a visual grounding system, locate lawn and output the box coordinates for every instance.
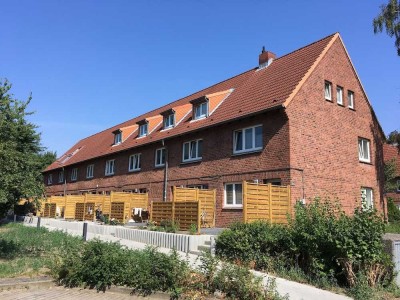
[0,223,83,278]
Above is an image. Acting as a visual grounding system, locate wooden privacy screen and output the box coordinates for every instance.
[151,187,216,232]
[40,191,148,222]
[243,182,291,224]
[43,203,56,218]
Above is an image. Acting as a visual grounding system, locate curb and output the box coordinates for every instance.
[0,277,54,292]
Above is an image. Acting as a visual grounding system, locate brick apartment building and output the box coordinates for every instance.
[43,33,386,226]
[384,143,400,204]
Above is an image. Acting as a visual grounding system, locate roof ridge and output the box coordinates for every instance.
[274,32,338,62]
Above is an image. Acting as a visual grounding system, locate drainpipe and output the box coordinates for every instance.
[162,140,168,202]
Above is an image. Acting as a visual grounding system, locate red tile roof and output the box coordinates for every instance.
[384,144,400,177]
[45,33,338,172]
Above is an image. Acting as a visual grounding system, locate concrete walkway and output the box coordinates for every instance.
[0,286,170,300]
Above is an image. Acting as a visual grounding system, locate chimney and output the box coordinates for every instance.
[258,46,276,69]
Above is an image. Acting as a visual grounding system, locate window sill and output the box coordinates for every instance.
[105,174,115,177]
[359,160,372,165]
[181,158,202,165]
[232,149,262,157]
[349,107,355,111]
[337,103,344,106]
[325,98,332,102]
[155,165,165,169]
[129,169,141,173]
[222,206,243,210]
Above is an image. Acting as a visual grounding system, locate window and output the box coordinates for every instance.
[361,187,374,210]
[358,138,371,163]
[194,102,208,119]
[224,183,243,208]
[58,171,64,183]
[139,123,148,137]
[187,184,209,189]
[155,148,166,167]
[233,125,262,154]
[325,81,332,100]
[164,114,175,129]
[47,174,53,185]
[397,179,400,192]
[263,178,282,186]
[348,91,354,109]
[114,132,122,144]
[71,168,78,181]
[86,164,94,178]
[183,139,203,162]
[337,86,343,105]
[129,154,141,171]
[105,159,115,176]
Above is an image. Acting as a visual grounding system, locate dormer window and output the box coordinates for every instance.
[161,109,175,129]
[114,132,122,145]
[190,96,209,120]
[137,121,148,137]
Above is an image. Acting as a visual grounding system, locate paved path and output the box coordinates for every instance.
[0,286,169,299]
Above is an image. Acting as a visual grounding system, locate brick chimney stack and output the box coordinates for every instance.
[259,46,276,68]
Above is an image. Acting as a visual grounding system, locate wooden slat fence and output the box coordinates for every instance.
[40,191,148,223]
[243,182,291,224]
[150,187,216,232]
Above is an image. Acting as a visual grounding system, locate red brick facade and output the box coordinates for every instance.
[43,34,386,226]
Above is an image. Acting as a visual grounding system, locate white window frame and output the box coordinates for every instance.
[224,182,243,208]
[138,123,148,137]
[348,90,354,109]
[86,164,94,179]
[361,187,374,210]
[182,139,203,162]
[194,102,208,120]
[325,81,332,101]
[105,159,115,176]
[71,168,78,181]
[233,125,263,154]
[47,174,53,185]
[358,138,371,163]
[164,114,175,129]
[114,132,122,145]
[128,153,141,172]
[337,86,343,105]
[155,148,166,167]
[58,171,64,183]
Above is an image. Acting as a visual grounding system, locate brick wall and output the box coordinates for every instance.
[287,38,385,214]
[45,110,291,227]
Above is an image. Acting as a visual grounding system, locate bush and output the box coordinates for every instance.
[387,197,400,222]
[216,199,393,290]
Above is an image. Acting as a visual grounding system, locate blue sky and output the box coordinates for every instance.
[1,0,399,156]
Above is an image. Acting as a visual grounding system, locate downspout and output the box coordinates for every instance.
[162,140,168,202]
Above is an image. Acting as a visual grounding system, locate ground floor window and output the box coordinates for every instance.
[263,178,282,185]
[224,183,243,208]
[187,184,209,189]
[361,187,373,210]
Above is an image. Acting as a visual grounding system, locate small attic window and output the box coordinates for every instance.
[190,96,209,120]
[161,109,175,129]
[114,132,122,145]
[139,122,148,137]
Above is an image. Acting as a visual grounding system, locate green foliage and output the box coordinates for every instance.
[387,130,400,149]
[148,219,180,233]
[0,80,56,217]
[189,223,198,235]
[216,199,393,291]
[373,0,400,56]
[0,223,82,278]
[384,159,398,193]
[387,197,400,222]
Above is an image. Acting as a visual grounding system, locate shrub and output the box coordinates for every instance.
[216,198,393,290]
[387,197,400,222]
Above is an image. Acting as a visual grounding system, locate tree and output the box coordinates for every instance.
[373,0,400,56]
[0,79,54,216]
[387,130,400,148]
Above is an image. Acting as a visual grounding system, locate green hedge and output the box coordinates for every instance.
[216,199,393,289]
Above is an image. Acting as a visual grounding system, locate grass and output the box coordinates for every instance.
[0,223,83,278]
[385,222,400,234]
